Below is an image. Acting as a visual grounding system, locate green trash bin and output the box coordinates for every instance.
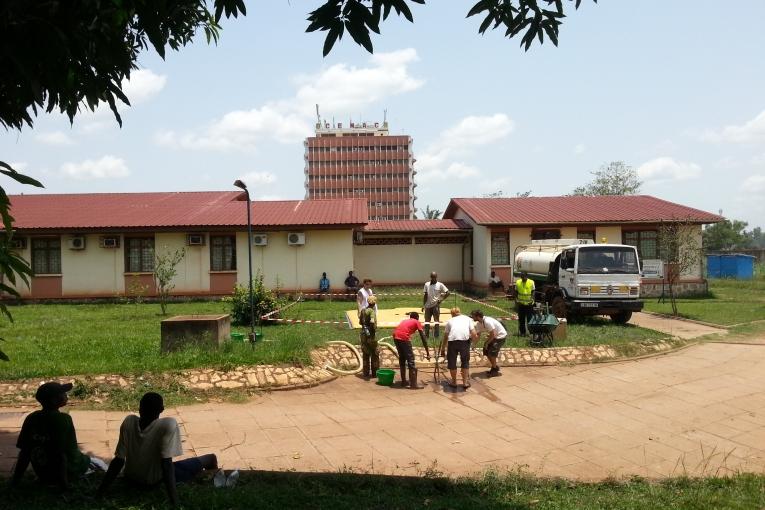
[230,332,245,342]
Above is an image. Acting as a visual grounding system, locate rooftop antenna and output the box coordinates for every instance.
[383,109,387,123]
[315,104,321,125]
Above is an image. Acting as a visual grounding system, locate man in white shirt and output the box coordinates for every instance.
[440,307,477,389]
[470,310,508,377]
[98,392,218,506]
[422,272,450,342]
[357,278,377,318]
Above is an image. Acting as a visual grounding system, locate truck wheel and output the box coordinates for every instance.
[610,311,632,325]
[551,296,567,318]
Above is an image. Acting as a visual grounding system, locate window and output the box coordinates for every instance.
[31,237,61,274]
[532,229,561,240]
[210,235,236,271]
[125,237,154,272]
[577,230,595,241]
[623,230,657,259]
[491,233,510,265]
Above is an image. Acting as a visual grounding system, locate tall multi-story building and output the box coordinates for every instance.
[304,117,416,220]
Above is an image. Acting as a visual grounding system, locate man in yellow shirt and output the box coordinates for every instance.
[515,271,535,336]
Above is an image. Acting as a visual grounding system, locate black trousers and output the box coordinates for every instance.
[394,339,416,374]
[517,303,533,335]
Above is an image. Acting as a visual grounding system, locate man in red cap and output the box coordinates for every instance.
[10,381,91,490]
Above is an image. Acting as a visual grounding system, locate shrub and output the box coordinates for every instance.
[224,273,285,327]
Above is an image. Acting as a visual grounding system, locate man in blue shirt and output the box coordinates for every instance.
[319,272,330,293]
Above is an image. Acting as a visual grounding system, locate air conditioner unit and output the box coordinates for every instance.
[253,233,268,246]
[287,233,305,246]
[187,233,205,246]
[9,237,27,249]
[99,236,120,249]
[67,236,86,250]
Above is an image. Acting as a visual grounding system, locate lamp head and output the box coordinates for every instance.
[233,179,247,191]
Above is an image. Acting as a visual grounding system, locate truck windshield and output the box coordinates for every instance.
[576,247,639,274]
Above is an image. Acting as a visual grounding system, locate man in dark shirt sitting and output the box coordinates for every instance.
[10,381,92,490]
[344,270,360,295]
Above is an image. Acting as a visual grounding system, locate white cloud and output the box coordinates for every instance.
[256,194,285,201]
[574,144,586,155]
[415,113,514,183]
[702,109,765,144]
[156,49,424,151]
[36,131,75,146]
[123,69,167,104]
[637,157,701,182]
[741,174,765,194]
[239,171,277,186]
[60,156,130,180]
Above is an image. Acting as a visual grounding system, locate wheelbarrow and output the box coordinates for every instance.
[527,302,559,347]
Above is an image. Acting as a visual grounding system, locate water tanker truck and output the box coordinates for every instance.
[513,239,643,324]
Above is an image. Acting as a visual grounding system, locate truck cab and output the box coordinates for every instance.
[514,240,643,324]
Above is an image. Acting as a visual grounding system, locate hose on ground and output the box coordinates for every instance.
[323,340,363,375]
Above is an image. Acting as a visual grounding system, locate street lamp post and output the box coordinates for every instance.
[233,180,256,342]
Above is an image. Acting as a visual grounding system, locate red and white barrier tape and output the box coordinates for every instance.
[260,316,518,325]
[261,298,303,319]
[454,292,511,315]
[290,291,425,298]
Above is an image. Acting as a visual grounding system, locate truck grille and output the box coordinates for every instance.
[589,285,630,297]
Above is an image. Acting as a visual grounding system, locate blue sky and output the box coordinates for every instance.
[3,1,765,228]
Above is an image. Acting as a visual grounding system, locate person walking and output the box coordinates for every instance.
[439,307,477,389]
[392,311,430,389]
[422,272,449,342]
[470,310,508,377]
[359,295,379,379]
[515,271,535,336]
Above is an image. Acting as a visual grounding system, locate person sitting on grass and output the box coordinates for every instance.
[10,381,96,491]
[319,272,330,293]
[97,392,219,507]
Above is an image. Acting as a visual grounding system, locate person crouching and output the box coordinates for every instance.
[359,295,379,379]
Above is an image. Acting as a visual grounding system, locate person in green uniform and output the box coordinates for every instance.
[359,295,379,379]
[10,382,91,490]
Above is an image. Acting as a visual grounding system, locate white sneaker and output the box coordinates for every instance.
[213,468,226,488]
[226,469,240,488]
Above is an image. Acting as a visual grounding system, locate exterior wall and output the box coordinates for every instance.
[155,233,210,293]
[56,234,125,297]
[243,229,354,292]
[560,226,577,239]
[454,210,489,287]
[353,242,464,286]
[595,225,622,244]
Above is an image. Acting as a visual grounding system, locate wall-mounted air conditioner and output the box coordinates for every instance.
[67,236,86,250]
[99,236,120,248]
[187,233,205,246]
[9,237,27,249]
[253,233,268,246]
[287,233,305,246]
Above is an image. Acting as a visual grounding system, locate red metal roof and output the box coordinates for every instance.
[9,192,368,230]
[363,219,471,231]
[443,195,723,225]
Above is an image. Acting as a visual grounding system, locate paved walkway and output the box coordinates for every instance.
[2,339,764,480]
[630,311,727,339]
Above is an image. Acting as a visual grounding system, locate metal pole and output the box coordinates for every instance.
[246,191,255,342]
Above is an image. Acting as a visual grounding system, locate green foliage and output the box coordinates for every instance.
[658,219,704,316]
[4,469,765,509]
[153,247,186,315]
[421,205,442,219]
[223,273,285,327]
[703,218,762,251]
[308,1,595,56]
[572,161,642,196]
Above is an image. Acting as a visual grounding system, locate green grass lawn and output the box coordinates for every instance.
[0,289,665,380]
[642,278,765,326]
[3,470,764,510]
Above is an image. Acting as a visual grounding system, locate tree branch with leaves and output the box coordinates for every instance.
[658,218,703,316]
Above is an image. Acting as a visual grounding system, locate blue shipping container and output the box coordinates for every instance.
[706,254,755,279]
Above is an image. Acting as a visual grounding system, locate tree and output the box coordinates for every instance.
[571,161,642,196]
[658,219,703,316]
[748,227,765,248]
[154,247,186,315]
[421,205,442,219]
[515,190,532,197]
[703,219,751,251]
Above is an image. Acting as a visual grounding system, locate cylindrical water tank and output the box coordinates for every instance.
[515,248,559,277]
